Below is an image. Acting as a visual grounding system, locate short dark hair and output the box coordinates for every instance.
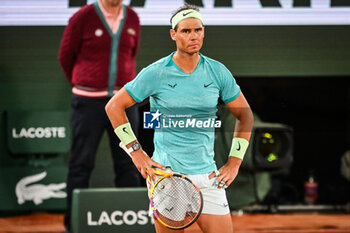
[170,4,200,31]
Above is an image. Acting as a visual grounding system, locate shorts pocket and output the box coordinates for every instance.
[207,171,220,189]
[187,174,207,189]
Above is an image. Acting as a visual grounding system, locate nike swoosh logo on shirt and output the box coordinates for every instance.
[204,82,213,88]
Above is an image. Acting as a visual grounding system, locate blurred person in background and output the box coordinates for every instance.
[58,0,141,232]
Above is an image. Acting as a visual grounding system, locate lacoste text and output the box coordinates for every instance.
[12,127,66,139]
[87,210,154,226]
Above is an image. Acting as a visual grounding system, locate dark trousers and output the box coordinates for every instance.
[64,95,141,231]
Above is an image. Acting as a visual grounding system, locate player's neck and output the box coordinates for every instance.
[172,51,200,74]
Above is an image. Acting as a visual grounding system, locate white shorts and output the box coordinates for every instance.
[148,167,230,217]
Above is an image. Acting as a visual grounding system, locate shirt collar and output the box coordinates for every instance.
[165,52,206,67]
[98,0,124,20]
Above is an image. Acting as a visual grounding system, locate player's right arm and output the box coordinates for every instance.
[105,88,164,179]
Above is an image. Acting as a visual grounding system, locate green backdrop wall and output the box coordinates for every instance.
[0,25,349,209]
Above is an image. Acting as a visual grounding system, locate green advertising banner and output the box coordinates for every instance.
[6,111,71,154]
[0,167,67,211]
[72,188,155,233]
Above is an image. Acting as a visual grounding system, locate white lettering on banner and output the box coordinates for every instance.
[87,210,152,226]
[1,0,350,26]
[87,212,97,226]
[123,210,137,225]
[137,210,149,225]
[98,211,112,225]
[111,211,123,225]
[12,127,66,139]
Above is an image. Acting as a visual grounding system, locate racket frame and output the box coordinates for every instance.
[147,169,203,230]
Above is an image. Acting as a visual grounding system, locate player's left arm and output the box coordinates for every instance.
[227,92,253,141]
[212,92,254,188]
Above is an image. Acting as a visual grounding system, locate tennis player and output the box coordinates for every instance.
[105,4,254,233]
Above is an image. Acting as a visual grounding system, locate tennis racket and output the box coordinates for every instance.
[146,168,203,230]
[119,142,203,230]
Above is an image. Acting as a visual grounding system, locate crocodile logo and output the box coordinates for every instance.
[15,171,67,205]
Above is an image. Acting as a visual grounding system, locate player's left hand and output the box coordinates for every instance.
[209,156,242,189]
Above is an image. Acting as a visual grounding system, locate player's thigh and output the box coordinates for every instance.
[196,213,233,233]
[154,218,185,233]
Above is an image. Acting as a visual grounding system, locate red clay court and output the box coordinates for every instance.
[1,213,350,233]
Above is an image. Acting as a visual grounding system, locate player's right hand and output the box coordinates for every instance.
[131,150,164,180]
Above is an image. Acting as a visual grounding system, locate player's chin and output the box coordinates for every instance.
[187,47,200,54]
[188,44,200,49]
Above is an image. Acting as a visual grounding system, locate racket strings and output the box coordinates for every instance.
[152,176,201,228]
